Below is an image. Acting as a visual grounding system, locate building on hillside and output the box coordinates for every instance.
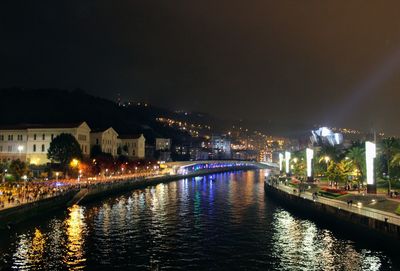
[155,138,171,151]
[211,135,231,159]
[90,127,119,157]
[0,122,91,165]
[118,134,146,159]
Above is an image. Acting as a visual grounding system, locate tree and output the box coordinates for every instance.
[319,145,343,163]
[291,150,306,179]
[347,146,365,192]
[380,137,400,194]
[48,133,82,174]
[9,159,28,181]
[327,159,352,188]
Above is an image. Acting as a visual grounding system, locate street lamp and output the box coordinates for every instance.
[56,172,59,181]
[2,169,7,183]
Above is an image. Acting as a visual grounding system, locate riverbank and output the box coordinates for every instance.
[264,181,400,243]
[0,164,261,229]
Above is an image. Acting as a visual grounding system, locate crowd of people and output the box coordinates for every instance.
[0,169,164,210]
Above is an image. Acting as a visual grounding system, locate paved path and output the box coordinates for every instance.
[275,183,400,226]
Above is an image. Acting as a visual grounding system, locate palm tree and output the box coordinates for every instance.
[391,153,400,167]
[380,137,400,194]
[319,145,343,163]
[347,146,365,192]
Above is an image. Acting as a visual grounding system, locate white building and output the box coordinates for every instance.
[155,138,171,151]
[90,127,119,157]
[0,122,91,165]
[118,134,146,159]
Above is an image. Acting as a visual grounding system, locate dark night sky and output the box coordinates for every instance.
[1,1,400,135]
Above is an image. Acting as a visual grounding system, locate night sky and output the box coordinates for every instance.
[1,1,400,135]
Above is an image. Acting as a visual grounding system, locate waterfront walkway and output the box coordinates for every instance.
[272,182,400,226]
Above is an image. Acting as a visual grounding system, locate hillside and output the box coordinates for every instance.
[0,88,196,144]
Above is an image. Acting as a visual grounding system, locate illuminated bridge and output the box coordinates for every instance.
[162,160,278,176]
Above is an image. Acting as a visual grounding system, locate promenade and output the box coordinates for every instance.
[0,171,159,211]
[270,181,400,226]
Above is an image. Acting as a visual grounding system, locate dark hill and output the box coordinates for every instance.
[0,88,193,144]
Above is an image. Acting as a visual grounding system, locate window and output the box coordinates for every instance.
[51,134,54,140]
[0,146,2,152]
[0,135,3,141]
[33,144,36,152]
[41,144,45,152]
[42,134,45,140]
[8,135,13,141]
[17,134,23,141]
[8,146,12,152]
[96,139,99,145]
[34,134,37,140]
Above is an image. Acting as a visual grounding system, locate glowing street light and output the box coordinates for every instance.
[306,148,314,179]
[17,145,24,159]
[285,151,291,174]
[56,172,59,181]
[70,159,79,168]
[279,153,284,172]
[366,141,376,194]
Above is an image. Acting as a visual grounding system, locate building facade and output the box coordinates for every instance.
[90,127,119,157]
[0,122,91,165]
[118,134,146,159]
[155,138,171,151]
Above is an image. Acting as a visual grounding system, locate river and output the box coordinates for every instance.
[0,170,398,270]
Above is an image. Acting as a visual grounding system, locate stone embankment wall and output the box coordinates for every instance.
[0,191,77,229]
[265,183,400,241]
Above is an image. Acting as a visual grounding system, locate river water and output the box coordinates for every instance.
[0,170,398,270]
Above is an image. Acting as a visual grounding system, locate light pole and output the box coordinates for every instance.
[56,172,59,182]
[306,148,314,182]
[366,141,376,194]
[285,151,291,175]
[2,169,7,183]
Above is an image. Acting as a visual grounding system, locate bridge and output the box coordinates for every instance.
[161,160,278,175]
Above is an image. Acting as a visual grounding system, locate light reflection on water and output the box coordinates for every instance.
[0,170,397,270]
